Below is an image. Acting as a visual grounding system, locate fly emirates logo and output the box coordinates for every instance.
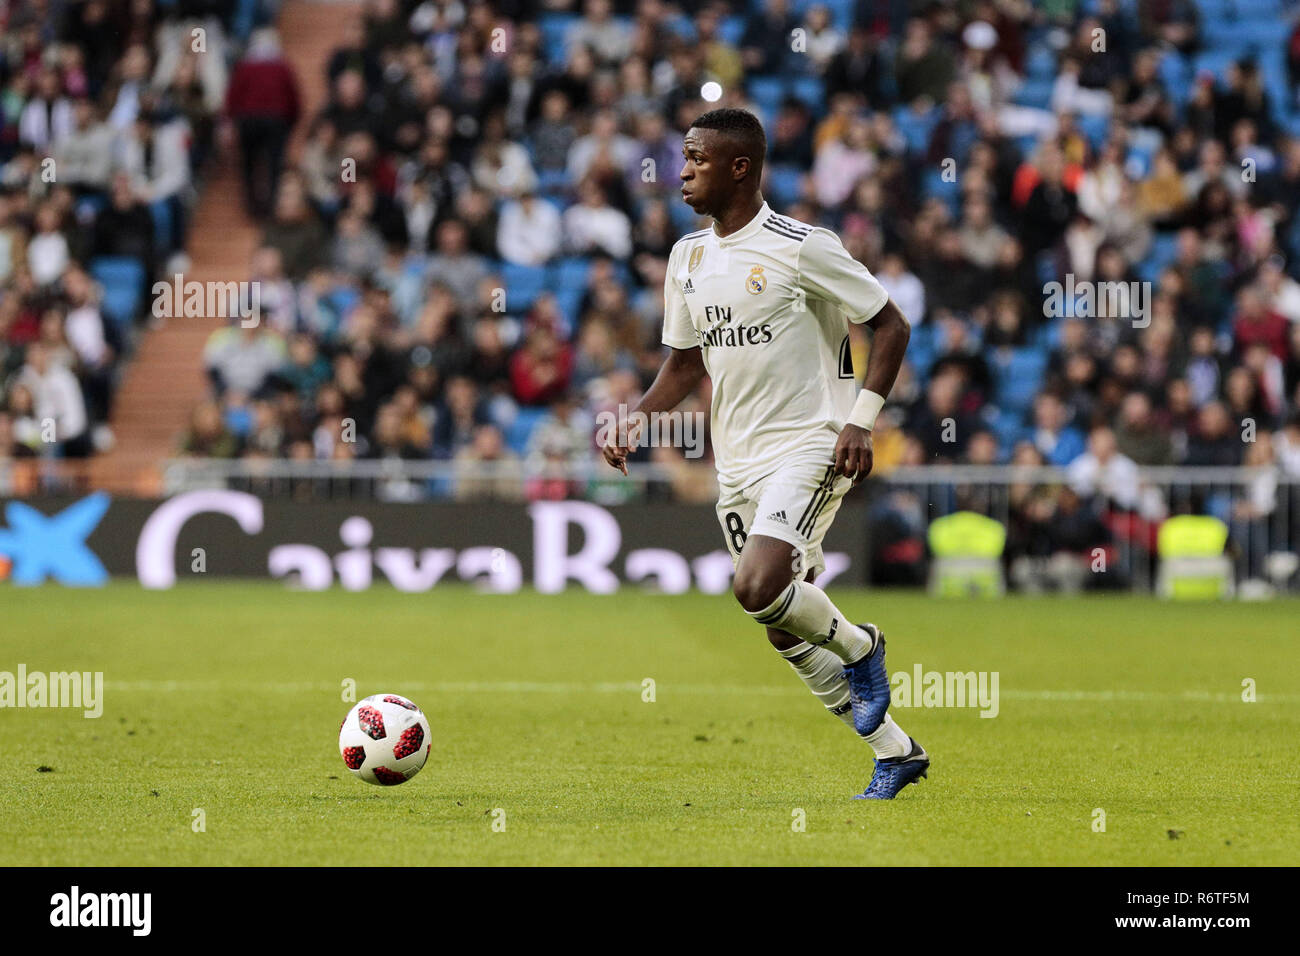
[696,305,773,348]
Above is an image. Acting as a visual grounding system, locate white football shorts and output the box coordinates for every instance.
[715,457,853,580]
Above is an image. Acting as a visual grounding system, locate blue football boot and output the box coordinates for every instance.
[843,623,890,736]
[854,737,930,800]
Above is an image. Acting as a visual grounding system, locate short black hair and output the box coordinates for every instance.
[690,107,766,180]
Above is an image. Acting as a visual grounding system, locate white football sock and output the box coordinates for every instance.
[862,713,912,759]
[778,641,853,727]
[777,642,915,760]
[750,581,874,664]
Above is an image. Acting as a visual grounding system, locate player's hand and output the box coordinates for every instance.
[602,418,643,477]
[602,441,630,476]
[833,424,874,485]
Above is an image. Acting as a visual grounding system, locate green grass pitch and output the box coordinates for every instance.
[2,582,1296,866]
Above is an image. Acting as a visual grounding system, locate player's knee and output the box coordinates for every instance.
[732,566,789,614]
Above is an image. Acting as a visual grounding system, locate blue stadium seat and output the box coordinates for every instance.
[1014,133,1042,160]
[1191,0,1232,18]
[905,321,937,378]
[906,340,935,380]
[506,406,549,455]
[536,169,570,199]
[551,256,590,328]
[327,285,361,319]
[554,287,585,328]
[540,14,578,66]
[718,15,745,46]
[74,193,106,222]
[669,198,701,234]
[1014,78,1054,110]
[150,199,174,252]
[1158,51,1190,105]
[767,164,804,206]
[663,14,696,41]
[993,347,1048,414]
[747,76,785,115]
[1032,317,1065,350]
[892,105,940,156]
[1221,0,1282,16]
[1137,232,1180,283]
[1191,49,1238,83]
[825,0,856,31]
[991,408,1029,454]
[552,256,591,293]
[789,76,825,110]
[1213,19,1281,50]
[500,262,549,313]
[1076,113,1111,150]
[1026,46,1058,81]
[89,256,146,331]
[231,0,259,43]
[786,0,854,31]
[921,167,961,218]
[1036,252,1060,288]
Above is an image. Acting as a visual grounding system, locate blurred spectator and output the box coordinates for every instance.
[53,96,114,194]
[498,190,561,266]
[1185,401,1242,466]
[564,179,631,259]
[454,423,523,501]
[1068,426,1141,511]
[204,322,287,397]
[262,177,329,279]
[11,342,88,456]
[511,312,573,407]
[1031,392,1086,466]
[180,400,239,458]
[225,28,301,219]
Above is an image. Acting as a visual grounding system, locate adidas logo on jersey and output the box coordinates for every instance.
[767,510,788,524]
[683,278,695,294]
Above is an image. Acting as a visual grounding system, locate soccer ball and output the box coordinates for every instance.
[338,694,432,786]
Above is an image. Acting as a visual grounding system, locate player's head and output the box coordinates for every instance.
[680,108,766,216]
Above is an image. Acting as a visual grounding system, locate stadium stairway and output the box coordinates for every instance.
[88,0,360,495]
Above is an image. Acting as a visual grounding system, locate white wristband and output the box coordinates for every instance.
[847,389,886,431]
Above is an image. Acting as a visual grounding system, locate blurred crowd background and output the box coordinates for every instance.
[4,0,1300,586]
[1,0,267,457]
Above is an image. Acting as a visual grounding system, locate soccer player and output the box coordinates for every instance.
[603,108,928,799]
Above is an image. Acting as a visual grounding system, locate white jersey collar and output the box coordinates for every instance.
[712,201,771,247]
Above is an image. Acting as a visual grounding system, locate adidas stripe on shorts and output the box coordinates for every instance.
[714,458,853,581]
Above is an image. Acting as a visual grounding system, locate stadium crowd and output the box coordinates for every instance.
[7,0,1300,585]
[0,0,271,466]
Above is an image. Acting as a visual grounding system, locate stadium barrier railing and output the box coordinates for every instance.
[4,459,1297,595]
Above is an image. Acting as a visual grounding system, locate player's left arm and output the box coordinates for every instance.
[838,297,909,483]
[796,229,911,483]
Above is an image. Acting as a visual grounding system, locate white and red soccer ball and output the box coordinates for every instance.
[338,694,432,786]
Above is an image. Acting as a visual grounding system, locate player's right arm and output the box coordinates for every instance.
[603,247,706,475]
[602,345,706,475]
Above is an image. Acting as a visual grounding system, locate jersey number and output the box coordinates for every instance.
[725,511,747,554]
[838,335,854,379]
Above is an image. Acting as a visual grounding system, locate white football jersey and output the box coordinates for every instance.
[662,202,890,490]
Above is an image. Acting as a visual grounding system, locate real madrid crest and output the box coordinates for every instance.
[688,245,705,273]
[746,265,767,294]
